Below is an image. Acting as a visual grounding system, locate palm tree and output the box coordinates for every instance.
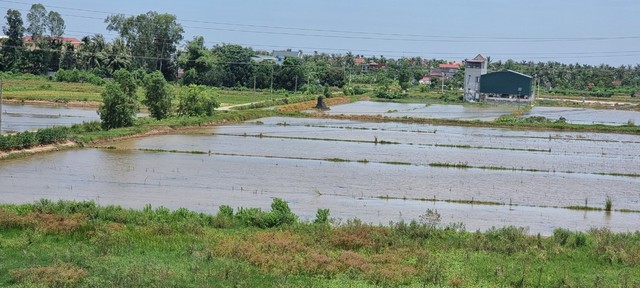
[79,34,107,69]
[105,38,132,73]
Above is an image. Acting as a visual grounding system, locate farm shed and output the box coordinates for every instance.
[480,70,533,99]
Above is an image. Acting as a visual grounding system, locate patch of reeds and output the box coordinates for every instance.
[381,161,412,166]
[565,206,603,212]
[429,162,470,168]
[445,199,503,206]
[326,158,350,163]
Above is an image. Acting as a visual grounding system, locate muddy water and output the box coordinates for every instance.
[318,101,517,121]
[1,103,99,134]
[2,117,640,234]
[527,107,640,125]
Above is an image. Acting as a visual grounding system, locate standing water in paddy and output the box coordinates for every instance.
[1,117,639,235]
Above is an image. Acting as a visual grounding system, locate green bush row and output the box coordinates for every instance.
[0,126,69,151]
[55,69,106,86]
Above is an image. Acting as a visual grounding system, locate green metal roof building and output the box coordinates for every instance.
[479,70,533,98]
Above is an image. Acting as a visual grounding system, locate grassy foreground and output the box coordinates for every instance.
[0,200,638,287]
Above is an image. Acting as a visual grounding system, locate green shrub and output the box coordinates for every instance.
[55,69,105,86]
[218,205,234,217]
[70,121,102,133]
[16,131,37,148]
[236,207,266,227]
[233,198,297,228]
[35,126,69,144]
[177,85,220,117]
[314,208,330,224]
[143,71,174,120]
[98,82,138,130]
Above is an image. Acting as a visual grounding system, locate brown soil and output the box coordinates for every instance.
[276,96,354,112]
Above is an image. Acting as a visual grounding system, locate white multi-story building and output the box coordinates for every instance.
[463,54,487,101]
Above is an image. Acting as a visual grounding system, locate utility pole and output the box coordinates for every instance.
[0,78,3,134]
[441,72,445,94]
[294,75,298,94]
[270,64,274,95]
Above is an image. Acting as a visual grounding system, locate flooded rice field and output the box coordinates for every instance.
[318,101,517,121]
[527,106,640,125]
[314,101,640,126]
[0,103,100,134]
[1,116,639,235]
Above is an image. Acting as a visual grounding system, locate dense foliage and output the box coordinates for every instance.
[0,126,69,150]
[54,69,105,85]
[3,6,640,97]
[177,85,220,117]
[98,70,138,130]
[142,71,174,120]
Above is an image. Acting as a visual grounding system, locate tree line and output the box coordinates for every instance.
[1,4,640,95]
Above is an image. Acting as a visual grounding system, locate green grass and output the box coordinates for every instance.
[2,76,300,108]
[2,78,104,102]
[0,200,639,287]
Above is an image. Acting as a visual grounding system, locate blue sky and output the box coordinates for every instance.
[1,0,639,66]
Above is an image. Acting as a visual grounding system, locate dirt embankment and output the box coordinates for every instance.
[276,96,355,112]
[0,141,78,159]
[4,99,102,109]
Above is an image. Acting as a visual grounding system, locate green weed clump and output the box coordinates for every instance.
[235,198,298,228]
[1,199,640,287]
[605,196,613,212]
[55,69,106,86]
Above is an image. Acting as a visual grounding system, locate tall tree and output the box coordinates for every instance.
[26,3,47,39]
[46,11,65,38]
[105,11,184,79]
[1,9,25,71]
[212,44,254,87]
[24,4,67,74]
[177,36,215,85]
[113,69,137,100]
[275,57,305,91]
[59,42,77,70]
